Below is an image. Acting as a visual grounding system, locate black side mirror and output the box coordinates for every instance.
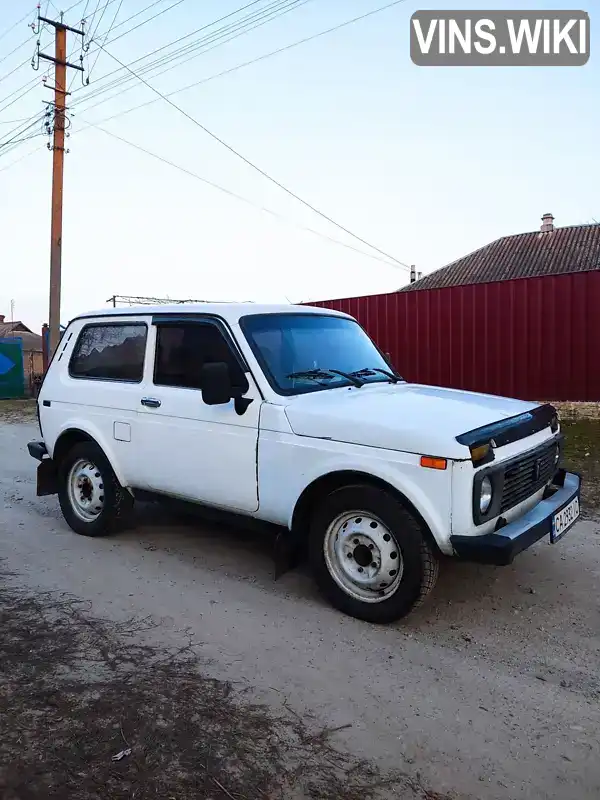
[201,362,233,405]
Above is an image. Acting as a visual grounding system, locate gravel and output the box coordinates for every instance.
[1,420,599,799]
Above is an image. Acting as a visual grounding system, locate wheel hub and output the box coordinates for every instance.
[67,459,105,523]
[324,512,404,603]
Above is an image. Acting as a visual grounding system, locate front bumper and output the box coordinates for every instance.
[450,469,581,566]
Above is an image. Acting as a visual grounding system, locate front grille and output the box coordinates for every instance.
[500,440,559,513]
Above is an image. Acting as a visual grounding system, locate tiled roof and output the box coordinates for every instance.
[401,222,600,292]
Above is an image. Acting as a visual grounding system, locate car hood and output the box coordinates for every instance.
[283,382,540,459]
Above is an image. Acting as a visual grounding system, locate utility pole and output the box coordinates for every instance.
[37,14,84,357]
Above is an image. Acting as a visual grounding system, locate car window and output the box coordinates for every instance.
[69,323,147,382]
[153,322,248,393]
[241,313,391,395]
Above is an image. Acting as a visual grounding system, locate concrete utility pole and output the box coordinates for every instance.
[37,15,84,357]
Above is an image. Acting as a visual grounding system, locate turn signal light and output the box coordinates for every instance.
[420,456,447,470]
[471,443,491,463]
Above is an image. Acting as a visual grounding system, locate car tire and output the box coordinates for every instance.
[57,441,134,537]
[309,484,439,623]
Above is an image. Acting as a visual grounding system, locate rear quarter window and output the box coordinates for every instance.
[69,323,147,382]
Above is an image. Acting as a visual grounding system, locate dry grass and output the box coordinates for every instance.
[0,568,447,800]
[560,417,600,513]
[0,399,37,423]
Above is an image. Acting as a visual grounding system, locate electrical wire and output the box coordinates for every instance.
[0,116,32,124]
[0,74,38,108]
[93,0,188,46]
[100,44,409,269]
[74,0,311,108]
[71,0,267,95]
[95,0,185,42]
[86,0,123,80]
[62,0,91,16]
[0,40,33,72]
[72,0,407,123]
[0,8,37,45]
[0,128,44,151]
[87,121,403,268]
[0,142,45,172]
[0,79,40,115]
[0,112,45,148]
[87,0,112,43]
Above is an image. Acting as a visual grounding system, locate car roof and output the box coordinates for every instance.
[72,302,351,325]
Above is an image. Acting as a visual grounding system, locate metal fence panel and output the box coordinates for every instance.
[308,270,600,401]
[0,337,25,399]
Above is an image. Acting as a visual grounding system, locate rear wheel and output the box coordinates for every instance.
[309,485,438,623]
[58,441,133,537]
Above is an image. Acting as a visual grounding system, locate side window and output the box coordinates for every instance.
[69,323,147,382]
[154,323,249,393]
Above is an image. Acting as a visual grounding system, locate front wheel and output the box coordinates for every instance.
[58,441,134,537]
[309,485,439,623]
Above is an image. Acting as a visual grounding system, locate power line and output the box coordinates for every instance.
[62,0,91,16]
[0,45,33,74]
[0,112,45,149]
[72,0,267,97]
[87,0,112,42]
[0,116,32,124]
[0,142,45,173]
[76,0,311,107]
[0,128,43,150]
[0,7,36,45]
[0,79,40,115]
[0,70,41,107]
[88,121,403,268]
[93,0,188,45]
[72,0,407,124]
[82,0,104,32]
[99,43,409,269]
[84,0,123,82]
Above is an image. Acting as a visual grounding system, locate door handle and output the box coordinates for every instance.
[141,397,161,408]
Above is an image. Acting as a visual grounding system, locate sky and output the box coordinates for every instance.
[0,0,598,332]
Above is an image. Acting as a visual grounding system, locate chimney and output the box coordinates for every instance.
[0,314,4,323]
[540,213,555,233]
[410,265,416,283]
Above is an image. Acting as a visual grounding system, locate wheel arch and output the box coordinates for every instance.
[290,470,442,556]
[52,427,127,488]
[53,428,95,466]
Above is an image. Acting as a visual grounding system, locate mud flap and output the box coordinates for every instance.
[37,459,58,496]
[273,530,303,580]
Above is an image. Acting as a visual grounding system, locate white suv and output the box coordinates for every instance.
[28,303,580,623]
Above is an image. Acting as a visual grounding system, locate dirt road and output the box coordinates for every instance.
[1,420,599,799]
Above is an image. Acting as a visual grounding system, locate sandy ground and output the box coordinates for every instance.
[1,420,599,799]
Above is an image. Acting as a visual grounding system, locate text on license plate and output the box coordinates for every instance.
[551,496,580,543]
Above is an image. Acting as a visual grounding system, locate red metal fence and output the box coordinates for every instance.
[309,270,600,401]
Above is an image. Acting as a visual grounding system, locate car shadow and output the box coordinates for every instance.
[124,500,553,627]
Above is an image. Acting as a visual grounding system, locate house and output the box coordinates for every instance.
[309,215,600,401]
[400,214,600,292]
[0,315,44,392]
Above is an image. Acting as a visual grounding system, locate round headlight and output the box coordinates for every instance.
[480,476,493,514]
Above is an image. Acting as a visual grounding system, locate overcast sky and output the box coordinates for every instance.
[0,0,597,332]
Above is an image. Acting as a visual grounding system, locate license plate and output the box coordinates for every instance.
[551,496,580,543]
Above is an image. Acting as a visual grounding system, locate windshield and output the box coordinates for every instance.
[240,313,396,395]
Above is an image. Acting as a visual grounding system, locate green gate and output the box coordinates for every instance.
[0,337,25,399]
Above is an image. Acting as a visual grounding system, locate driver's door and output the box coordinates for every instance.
[134,317,260,513]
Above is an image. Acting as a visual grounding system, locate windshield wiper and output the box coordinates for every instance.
[350,367,404,383]
[286,368,365,388]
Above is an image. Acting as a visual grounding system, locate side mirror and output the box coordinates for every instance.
[201,362,233,405]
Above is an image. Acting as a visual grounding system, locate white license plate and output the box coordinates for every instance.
[551,496,580,543]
